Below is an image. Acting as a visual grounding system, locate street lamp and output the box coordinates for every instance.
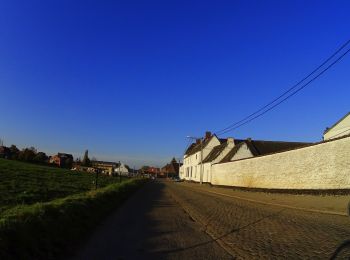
[186,135,204,185]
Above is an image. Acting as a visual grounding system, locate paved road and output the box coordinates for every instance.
[74,181,232,260]
[75,180,350,259]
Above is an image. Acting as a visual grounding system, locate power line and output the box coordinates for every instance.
[217,46,350,136]
[215,39,350,136]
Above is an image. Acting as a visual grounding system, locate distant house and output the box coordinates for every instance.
[161,158,182,178]
[323,112,350,141]
[220,139,312,163]
[0,146,11,159]
[92,161,117,175]
[114,163,129,176]
[144,167,160,177]
[49,153,73,167]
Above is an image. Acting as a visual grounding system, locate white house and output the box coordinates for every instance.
[181,131,221,182]
[323,112,350,141]
[114,163,129,176]
[201,138,243,183]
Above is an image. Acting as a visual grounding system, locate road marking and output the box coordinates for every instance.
[180,184,347,217]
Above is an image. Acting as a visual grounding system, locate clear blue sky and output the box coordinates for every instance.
[0,0,349,168]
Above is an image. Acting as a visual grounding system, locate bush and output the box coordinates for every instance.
[0,178,147,259]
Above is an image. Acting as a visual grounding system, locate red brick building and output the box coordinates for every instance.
[161,158,181,178]
[49,153,73,168]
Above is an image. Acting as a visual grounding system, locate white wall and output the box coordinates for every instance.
[211,136,350,189]
[324,113,350,140]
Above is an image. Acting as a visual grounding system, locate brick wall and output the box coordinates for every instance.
[211,136,350,189]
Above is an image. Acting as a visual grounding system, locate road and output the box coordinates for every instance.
[74,180,350,259]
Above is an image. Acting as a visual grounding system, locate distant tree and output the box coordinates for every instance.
[18,148,36,162]
[33,152,48,164]
[140,166,150,173]
[29,146,37,153]
[9,145,20,160]
[81,150,91,167]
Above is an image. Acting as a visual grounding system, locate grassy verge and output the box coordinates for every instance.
[0,178,147,259]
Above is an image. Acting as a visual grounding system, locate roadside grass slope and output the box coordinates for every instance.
[0,158,147,259]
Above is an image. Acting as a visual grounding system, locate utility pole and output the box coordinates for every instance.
[178,157,181,178]
[200,139,203,185]
[95,169,99,190]
[119,161,121,183]
[186,136,204,185]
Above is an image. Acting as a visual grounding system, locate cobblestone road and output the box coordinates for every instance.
[167,181,350,259]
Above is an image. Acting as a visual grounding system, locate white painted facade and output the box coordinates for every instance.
[324,112,350,140]
[179,165,184,179]
[114,163,129,176]
[182,134,221,182]
[230,142,254,161]
[202,138,236,183]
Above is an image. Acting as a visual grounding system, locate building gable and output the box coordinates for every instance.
[323,112,350,140]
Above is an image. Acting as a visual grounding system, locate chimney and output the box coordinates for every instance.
[205,131,212,139]
[227,137,235,147]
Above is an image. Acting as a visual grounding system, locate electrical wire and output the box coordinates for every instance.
[215,40,350,136]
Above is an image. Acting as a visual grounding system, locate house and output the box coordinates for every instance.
[181,131,223,182]
[323,112,350,141]
[114,163,129,176]
[143,167,160,177]
[201,138,244,183]
[0,146,11,159]
[49,153,73,167]
[220,138,312,163]
[92,161,118,175]
[181,131,313,184]
[161,158,182,178]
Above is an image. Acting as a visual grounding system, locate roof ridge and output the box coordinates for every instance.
[324,111,350,134]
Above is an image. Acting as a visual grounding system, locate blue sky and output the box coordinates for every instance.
[0,0,349,167]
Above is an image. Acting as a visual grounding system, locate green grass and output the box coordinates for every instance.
[0,158,147,258]
[0,158,124,214]
[0,178,147,259]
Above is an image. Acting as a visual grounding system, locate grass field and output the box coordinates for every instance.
[0,158,123,214]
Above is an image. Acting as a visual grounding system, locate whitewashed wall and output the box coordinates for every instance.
[211,136,350,189]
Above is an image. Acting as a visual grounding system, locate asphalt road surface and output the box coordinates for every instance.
[75,180,350,259]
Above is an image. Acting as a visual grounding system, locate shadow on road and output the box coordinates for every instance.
[156,206,285,255]
[330,239,350,259]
